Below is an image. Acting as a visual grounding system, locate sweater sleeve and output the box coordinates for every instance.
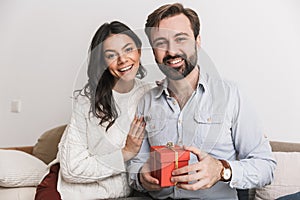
[58,97,125,184]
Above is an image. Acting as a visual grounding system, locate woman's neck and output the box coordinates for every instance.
[113,79,135,93]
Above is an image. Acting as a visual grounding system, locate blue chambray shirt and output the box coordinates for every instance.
[127,67,276,200]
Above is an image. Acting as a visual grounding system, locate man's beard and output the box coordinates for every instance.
[157,48,198,80]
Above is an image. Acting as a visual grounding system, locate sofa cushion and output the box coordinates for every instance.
[32,124,67,164]
[0,187,36,200]
[0,150,47,187]
[254,152,300,200]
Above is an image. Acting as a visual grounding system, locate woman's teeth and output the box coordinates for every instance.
[119,65,133,72]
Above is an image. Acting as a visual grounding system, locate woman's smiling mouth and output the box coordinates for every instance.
[119,64,133,72]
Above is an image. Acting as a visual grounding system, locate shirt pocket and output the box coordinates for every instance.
[144,105,167,134]
[193,112,224,124]
[145,115,166,138]
[192,112,226,148]
[193,111,234,156]
[144,107,169,146]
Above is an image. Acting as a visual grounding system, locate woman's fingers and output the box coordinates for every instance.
[123,115,146,160]
[130,116,145,138]
[129,115,138,134]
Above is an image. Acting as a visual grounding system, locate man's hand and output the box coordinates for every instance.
[139,160,162,191]
[170,146,223,190]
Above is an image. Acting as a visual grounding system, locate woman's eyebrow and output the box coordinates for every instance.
[103,49,115,53]
[104,43,134,53]
[121,43,134,50]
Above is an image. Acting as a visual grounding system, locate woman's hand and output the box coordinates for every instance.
[122,115,145,161]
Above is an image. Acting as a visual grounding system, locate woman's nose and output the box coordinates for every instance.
[117,53,128,65]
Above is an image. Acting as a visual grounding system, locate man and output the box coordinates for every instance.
[128,3,276,199]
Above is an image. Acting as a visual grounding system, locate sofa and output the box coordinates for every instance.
[0,125,66,200]
[0,125,299,200]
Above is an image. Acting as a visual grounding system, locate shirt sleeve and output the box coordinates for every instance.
[58,97,125,184]
[228,85,276,189]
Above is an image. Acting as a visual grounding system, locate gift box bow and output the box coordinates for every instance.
[150,142,190,187]
[151,142,190,165]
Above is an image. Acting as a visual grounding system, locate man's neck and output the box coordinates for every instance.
[167,66,199,108]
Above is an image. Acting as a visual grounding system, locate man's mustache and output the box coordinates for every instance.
[162,54,187,64]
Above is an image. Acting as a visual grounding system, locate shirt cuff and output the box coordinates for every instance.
[227,160,244,189]
[128,164,147,192]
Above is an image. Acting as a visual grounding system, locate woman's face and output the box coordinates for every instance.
[103,34,141,82]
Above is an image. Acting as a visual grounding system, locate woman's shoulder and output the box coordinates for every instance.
[72,92,91,110]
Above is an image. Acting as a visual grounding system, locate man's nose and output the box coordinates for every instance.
[167,41,180,56]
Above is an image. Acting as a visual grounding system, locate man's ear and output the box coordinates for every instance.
[152,48,157,57]
[196,35,201,48]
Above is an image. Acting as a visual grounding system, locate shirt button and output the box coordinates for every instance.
[145,115,151,121]
[207,117,212,122]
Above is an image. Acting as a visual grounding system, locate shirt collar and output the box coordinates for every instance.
[155,66,208,99]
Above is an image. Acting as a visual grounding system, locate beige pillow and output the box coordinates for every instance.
[0,150,47,187]
[254,152,300,200]
[0,187,36,200]
[32,125,67,164]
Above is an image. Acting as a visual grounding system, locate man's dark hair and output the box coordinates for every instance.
[145,3,200,44]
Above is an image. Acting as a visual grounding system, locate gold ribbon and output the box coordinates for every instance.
[166,142,178,186]
[166,142,178,169]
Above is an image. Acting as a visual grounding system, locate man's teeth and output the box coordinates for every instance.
[119,65,132,72]
[169,58,182,64]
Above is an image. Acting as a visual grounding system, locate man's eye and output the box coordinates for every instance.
[175,37,187,43]
[154,41,167,48]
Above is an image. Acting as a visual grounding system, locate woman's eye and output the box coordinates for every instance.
[125,47,133,53]
[105,53,116,60]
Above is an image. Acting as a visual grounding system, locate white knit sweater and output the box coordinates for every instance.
[55,79,153,200]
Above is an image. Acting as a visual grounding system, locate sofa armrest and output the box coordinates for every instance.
[1,146,34,155]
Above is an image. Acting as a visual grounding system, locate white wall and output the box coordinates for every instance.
[1,0,299,147]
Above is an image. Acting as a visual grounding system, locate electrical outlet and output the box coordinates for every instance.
[11,99,21,113]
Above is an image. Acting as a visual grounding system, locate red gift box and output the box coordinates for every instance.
[150,142,190,187]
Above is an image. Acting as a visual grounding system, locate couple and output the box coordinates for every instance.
[35,3,276,200]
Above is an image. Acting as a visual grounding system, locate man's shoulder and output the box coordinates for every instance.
[142,82,164,98]
[204,73,239,93]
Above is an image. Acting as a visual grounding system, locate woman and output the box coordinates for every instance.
[35,21,153,199]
